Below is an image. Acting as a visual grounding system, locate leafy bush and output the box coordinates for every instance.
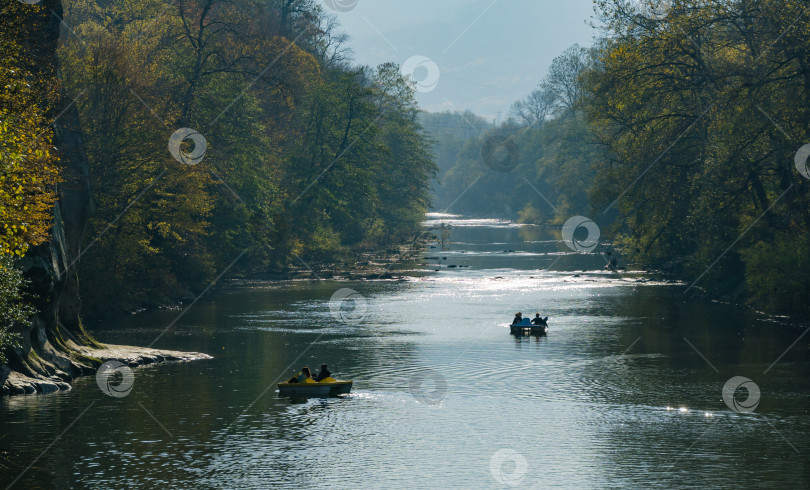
[0,256,33,364]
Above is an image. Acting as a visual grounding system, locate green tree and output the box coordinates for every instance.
[586,0,810,317]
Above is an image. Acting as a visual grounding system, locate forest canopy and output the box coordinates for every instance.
[1,0,437,321]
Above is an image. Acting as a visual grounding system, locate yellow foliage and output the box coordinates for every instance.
[0,8,60,260]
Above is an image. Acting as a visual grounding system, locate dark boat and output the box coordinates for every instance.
[509,318,548,335]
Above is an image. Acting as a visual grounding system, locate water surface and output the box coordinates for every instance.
[2,215,809,488]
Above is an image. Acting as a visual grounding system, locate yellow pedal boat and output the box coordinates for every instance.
[277,377,353,397]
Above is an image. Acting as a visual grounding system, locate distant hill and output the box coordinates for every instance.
[419,111,493,209]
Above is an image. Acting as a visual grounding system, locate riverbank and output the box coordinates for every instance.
[0,341,210,397]
[1,237,428,398]
[258,235,432,281]
[85,234,434,321]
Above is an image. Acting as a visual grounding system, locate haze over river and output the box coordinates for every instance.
[2,215,809,488]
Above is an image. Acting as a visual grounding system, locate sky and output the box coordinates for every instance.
[327,0,597,121]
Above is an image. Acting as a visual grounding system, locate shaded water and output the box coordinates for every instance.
[2,215,809,488]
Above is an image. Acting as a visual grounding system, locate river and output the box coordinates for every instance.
[2,214,809,488]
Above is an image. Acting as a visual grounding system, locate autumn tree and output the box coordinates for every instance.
[586,0,810,316]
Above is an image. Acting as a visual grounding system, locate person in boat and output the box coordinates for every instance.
[531,314,548,326]
[604,251,618,271]
[512,312,523,325]
[287,366,313,383]
[314,364,331,382]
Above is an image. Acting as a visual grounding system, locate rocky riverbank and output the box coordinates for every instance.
[250,235,433,281]
[1,340,210,397]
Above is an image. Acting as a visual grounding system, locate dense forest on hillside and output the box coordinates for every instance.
[0,0,436,338]
[433,0,810,319]
[588,0,810,317]
[431,45,601,222]
[418,111,492,187]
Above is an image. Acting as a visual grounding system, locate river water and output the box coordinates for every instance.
[2,214,809,488]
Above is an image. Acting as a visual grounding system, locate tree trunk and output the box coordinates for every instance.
[2,0,96,394]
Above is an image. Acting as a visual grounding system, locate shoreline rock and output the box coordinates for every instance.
[1,343,211,397]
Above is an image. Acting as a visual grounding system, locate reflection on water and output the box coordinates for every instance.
[1,216,809,488]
